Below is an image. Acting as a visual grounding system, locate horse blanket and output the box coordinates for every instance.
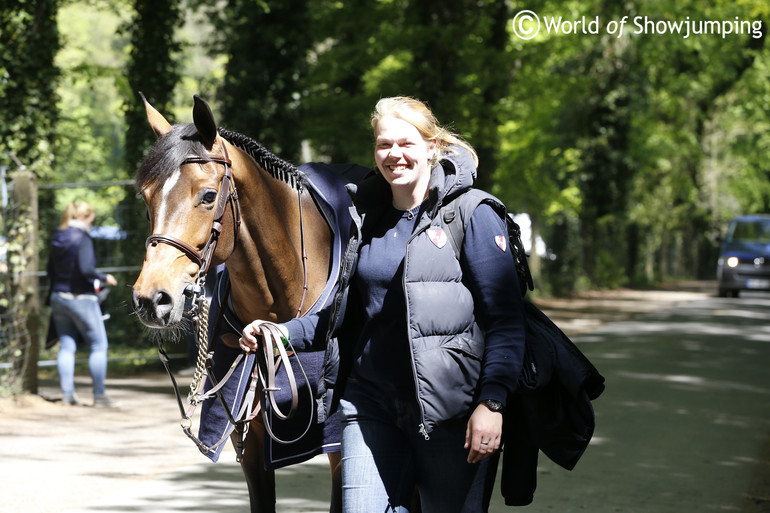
[197,162,370,469]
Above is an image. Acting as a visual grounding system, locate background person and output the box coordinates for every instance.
[240,96,526,512]
[47,201,118,407]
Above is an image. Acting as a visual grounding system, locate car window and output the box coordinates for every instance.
[728,220,770,243]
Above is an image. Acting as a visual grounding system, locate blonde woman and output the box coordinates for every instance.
[47,202,117,407]
[241,97,525,512]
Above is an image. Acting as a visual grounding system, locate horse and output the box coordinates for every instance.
[131,94,358,513]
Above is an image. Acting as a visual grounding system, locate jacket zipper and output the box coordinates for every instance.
[404,222,430,441]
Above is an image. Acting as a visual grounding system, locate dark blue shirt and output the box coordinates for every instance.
[350,205,419,394]
[286,201,522,404]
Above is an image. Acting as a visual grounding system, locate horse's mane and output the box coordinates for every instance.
[135,123,305,191]
[218,127,305,189]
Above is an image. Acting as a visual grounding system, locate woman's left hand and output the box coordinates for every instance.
[464,404,503,464]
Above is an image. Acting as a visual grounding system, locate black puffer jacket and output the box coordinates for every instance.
[305,147,521,435]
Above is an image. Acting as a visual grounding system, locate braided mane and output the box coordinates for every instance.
[135,123,306,192]
[218,127,306,190]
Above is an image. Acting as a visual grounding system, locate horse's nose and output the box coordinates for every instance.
[132,288,176,327]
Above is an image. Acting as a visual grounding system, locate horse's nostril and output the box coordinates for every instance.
[153,289,174,308]
[131,289,140,310]
[132,288,176,327]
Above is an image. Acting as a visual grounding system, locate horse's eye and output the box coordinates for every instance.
[201,190,217,205]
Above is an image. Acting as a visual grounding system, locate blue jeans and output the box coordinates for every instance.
[50,293,108,398]
[338,384,490,513]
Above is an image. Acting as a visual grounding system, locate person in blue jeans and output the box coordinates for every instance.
[239,97,526,512]
[47,201,118,407]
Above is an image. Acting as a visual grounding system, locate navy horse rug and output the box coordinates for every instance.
[197,161,369,469]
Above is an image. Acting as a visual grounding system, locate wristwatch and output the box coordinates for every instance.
[481,399,505,413]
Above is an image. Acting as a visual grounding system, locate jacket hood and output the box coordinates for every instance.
[427,145,477,207]
[50,226,88,257]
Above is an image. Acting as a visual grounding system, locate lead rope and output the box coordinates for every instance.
[188,280,210,406]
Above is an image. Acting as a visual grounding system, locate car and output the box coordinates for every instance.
[717,214,770,297]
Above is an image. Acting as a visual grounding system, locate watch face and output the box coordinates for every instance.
[484,399,503,412]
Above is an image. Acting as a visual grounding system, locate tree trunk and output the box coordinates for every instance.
[14,170,39,394]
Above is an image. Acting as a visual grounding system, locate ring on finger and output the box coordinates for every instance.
[480,441,489,445]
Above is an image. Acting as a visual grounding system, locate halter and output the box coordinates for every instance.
[145,142,242,295]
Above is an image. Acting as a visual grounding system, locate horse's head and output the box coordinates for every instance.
[132,95,238,328]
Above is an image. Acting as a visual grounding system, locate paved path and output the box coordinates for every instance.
[2,283,768,512]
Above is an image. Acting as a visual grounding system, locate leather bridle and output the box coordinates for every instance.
[145,142,241,293]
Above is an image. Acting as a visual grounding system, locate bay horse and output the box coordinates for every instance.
[131,95,353,513]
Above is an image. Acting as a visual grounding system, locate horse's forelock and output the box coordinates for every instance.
[135,124,206,191]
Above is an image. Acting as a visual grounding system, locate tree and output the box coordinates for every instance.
[120,0,184,270]
[0,0,60,180]
[497,0,768,292]
[195,0,311,161]
[123,0,183,171]
[0,0,59,393]
[302,0,514,183]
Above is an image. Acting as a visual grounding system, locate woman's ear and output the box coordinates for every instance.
[428,139,438,163]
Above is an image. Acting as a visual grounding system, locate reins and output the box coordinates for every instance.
[148,140,315,457]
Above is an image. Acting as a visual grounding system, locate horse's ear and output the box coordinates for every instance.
[193,95,218,150]
[140,92,172,138]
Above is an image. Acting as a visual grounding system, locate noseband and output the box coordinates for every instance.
[145,143,242,292]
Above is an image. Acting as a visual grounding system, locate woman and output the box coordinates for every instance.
[47,201,117,407]
[240,97,526,512]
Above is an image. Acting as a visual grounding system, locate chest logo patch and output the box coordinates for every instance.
[428,228,447,249]
[495,235,507,252]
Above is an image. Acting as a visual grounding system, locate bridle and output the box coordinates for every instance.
[145,142,241,297]
[146,140,314,456]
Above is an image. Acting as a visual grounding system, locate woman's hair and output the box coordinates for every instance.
[59,201,94,229]
[370,96,479,168]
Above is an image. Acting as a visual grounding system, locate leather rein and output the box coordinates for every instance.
[148,142,314,456]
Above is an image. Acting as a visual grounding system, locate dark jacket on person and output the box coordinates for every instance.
[501,300,606,506]
[417,185,605,505]
[47,222,107,296]
[45,222,108,349]
[286,147,526,436]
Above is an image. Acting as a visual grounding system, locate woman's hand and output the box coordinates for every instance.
[239,320,266,353]
[105,273,117,287]
[464,403,503,464]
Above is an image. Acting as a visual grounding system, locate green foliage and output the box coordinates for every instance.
[191,0,311,160]
[122,0,183,171]
[302,0,512,187]
[45,2,132,240]
[0,0,60,180]
[496,0,768,290]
